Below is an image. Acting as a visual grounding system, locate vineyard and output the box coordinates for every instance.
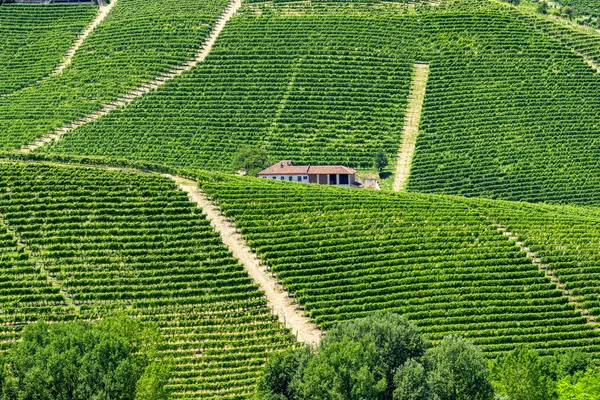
[198,173,600,358]
[36,0,600,207]
[0,4,96,96]
[3,0,600,395]
[0,0,229,150]
[44,7,417,170]
[0,161,294,399]
[473,198,600,320]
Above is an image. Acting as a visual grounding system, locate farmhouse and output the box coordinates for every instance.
[258,160,357,186]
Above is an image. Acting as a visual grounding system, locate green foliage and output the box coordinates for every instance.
[393,359,430,400]
[556,369,600,400]
[231,147,273,176]
[374,150,389,173]
[553,351,592,380]
[491,346,556,400]
[257,347,313,400]
[257,315,493,400]
[135,362,172,400]
[301,338,387,400]
[537,1,548,14]
[323,313,428,398]
[424,335,494,400]
[0,316,168,400]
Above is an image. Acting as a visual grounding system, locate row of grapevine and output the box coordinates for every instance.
[45,5,420,170]
[0,4,96,96]
[0,0,229,150]
[198,173,600,358]
[471,197,600,321]
[0,161,295,399]
[44,0,600,206]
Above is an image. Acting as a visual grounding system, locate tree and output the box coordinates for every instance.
[323,313,428,399]
[393,359,430,400]
[231,147,272,176]
[0,316,170,400]
[556,369,600,400]
[374,150,389,173]
[562,6,577,19]
[491,346,556,400]
[257,346,313,400]
[424,335,494,400]
[537,1,549,14]
[300,339,386,400]
[256,314,493,400]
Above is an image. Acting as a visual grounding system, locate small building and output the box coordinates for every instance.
[258,160,357,186]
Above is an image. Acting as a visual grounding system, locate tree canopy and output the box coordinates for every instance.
[231,147,273,176]
[256,313,494,400]
[0,316,170,400]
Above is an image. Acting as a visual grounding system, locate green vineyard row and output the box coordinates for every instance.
[0,4,96,96]
[0,161,295,399]
[199,172,600,358]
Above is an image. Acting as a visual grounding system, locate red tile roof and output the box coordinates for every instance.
[258,161,356,176]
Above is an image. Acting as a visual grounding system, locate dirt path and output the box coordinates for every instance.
[496,225,598,327]
[20,0,242,154]
[169,175,322,346]
[52,0,118,76]
[393,62,430,192]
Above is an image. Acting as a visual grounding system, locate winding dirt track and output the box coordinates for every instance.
[169,176,322,346]
[21,0,242,154]
[393,62,430,192]
[52,0,118,76]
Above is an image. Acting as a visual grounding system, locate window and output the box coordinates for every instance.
[339,174,349,185]
[280,177,284,180]
[272,177,276,179]
[297,176,302,182]
[289,176,293,181]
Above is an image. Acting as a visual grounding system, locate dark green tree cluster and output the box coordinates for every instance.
[0,316,170,400]
[256,313,494,400]
[231,147,273,177]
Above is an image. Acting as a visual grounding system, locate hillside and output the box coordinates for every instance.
[0,160,294,399]
[2,0,600,396]
[198,173,600,358]
[0,0,229,150]
[0,4,96,96]
[25,0,600,206]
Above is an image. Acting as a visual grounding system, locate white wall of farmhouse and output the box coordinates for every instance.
[260,174,309,182]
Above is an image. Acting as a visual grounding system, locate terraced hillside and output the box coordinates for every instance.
[199,173,600,358]
[0,4,96,96]
[4,0,600,395]
[0,0,229,150]
[0,161,294,399]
